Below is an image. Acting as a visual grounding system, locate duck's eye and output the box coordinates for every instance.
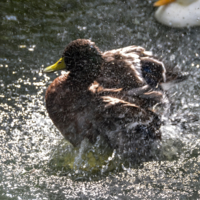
[58,61,62,64]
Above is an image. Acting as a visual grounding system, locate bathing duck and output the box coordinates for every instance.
[44,39,185,153]
[154,0,200,27]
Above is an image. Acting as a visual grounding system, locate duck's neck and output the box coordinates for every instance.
[69,72,96,89]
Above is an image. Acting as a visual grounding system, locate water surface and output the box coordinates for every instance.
[1,0,200,199]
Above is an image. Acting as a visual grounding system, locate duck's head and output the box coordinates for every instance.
[44,39,103,79]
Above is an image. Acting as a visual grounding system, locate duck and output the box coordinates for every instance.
[44,39,186,157]
[154,0,200,27]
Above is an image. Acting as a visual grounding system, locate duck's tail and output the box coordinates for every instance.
[161,72,189,90]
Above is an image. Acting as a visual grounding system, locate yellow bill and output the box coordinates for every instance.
[154,0,176,6]
[43,57,66,73]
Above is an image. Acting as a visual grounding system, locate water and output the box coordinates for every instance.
[1,0,200,199]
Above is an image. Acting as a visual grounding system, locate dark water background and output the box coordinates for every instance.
[1,0,200,199]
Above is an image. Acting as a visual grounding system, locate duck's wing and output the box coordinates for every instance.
[102,46,148,86]
[95,94,161,158]
[140,57,166,88]
[98,46,167,104]
[89,80,164,104]
[102,45,188,92]
[102,45,167,89]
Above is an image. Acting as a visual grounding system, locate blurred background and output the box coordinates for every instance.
[1,0,200,199]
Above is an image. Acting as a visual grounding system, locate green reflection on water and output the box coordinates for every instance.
[48,137,116,176]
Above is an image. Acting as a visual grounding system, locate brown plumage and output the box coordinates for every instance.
[44,39,187,158]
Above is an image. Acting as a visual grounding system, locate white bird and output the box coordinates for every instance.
[154,0,200,27]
